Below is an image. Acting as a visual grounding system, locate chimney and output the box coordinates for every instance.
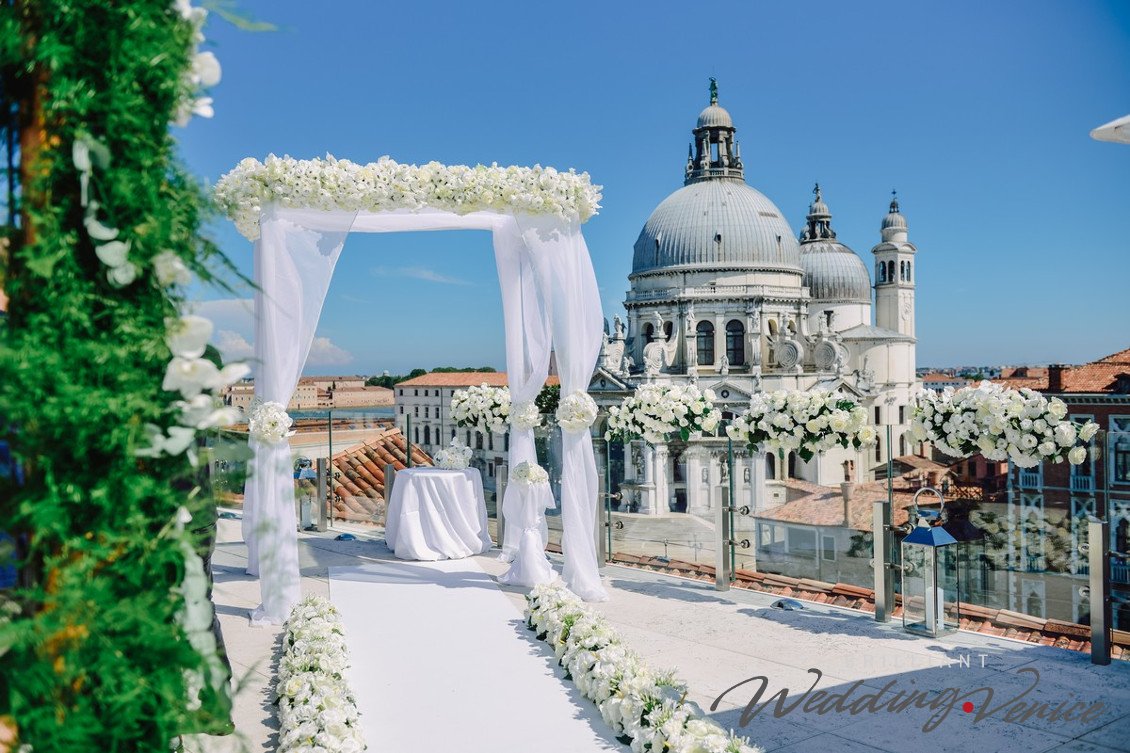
[1048,363,1067,393]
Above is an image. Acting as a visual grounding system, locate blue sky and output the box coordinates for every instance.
[180,0,1130,375]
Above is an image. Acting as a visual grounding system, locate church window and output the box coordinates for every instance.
[906,261,912,281]
[424,426,431,445]
[726,320,745,366]
[878,263,886,282]
[663,321,673,339]
[696,321,715,365]
[887,261,895,282]
[643,323,655,343]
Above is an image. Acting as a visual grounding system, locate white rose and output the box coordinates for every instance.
[1068,446,1087,465]
[154,250,192,286]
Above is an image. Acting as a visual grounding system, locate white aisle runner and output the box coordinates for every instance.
[328,561,627,753]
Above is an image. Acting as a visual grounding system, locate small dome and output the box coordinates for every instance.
[800,241,872,303]
[880,194,908,242]
[697,104,733,129]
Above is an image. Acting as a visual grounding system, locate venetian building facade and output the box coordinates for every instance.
[590,84,921,516]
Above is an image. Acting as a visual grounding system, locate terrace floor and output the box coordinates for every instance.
[186,516,1130,753]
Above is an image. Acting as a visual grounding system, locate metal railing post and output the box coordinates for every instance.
[1088,516,1111,665]
[716,480,732,591]
[596,460,607,568]
[384,462,397,527]
[873,500,895,622]
[315,458,329,532]
[496,463,508,549]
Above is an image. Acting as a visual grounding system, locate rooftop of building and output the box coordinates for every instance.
[395,372,560,388]
[996,348,1130,394]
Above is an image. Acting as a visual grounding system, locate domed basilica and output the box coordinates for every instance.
[590,81,922,516]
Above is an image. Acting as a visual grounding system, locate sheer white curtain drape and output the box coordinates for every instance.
[522,215,609,602]
[244,205,605,624]
[243,207,357,625]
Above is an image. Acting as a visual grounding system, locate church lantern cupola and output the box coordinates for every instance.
[685,78,744,184]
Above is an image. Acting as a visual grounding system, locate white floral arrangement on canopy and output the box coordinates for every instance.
[526,582,757,753]
[276,596,367,753]
[451,384,510,435]
[510,460,550,488]
[911,381,1098,468]
[433,438,473,470]
[214,155,603,241]
[726,390,876,461]
[247,399,296,445]
[509,400,543,431]
[555,390,599,433]
[606,384,722,444]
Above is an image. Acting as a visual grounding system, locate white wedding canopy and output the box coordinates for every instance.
[216,156,609,624]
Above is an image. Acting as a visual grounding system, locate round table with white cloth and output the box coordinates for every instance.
[384,468,493,561]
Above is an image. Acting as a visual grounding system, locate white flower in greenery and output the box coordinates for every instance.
[154,250,192,286]
[1079,421,1099,442]
[433,438,473,469]
[167,315,214,358]
[95,240,130,268]
[176,394,240,430]
[192,51,222,88]
[106,262,139,288]
[1068,446,1088,465]
[163,356,220,399]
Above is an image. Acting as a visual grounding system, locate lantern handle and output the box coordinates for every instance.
[911,486,945,525]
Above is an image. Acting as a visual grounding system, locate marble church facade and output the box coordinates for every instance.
[590,83,922,517]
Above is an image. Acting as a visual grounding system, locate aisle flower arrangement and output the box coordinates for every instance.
[451,384,511,434]
[726,390,875,461]
[277,596,367,753]
[911,381,1098,468]
[605,384,722,444]
[247,400,296,444]
[555,390,600,433]
[433,438,473,470]
[526,582,760,753]
[215,155,603,241]
[511,460,550,487]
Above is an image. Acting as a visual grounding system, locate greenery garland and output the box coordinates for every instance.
[0,1,240,749]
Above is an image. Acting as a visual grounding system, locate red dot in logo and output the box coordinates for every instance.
[962,702,975,713]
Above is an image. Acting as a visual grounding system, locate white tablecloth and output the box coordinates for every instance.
[385,468,493,561]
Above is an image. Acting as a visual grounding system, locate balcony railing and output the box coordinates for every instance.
[1070,475,1095,493]
[1018,470,1041,488]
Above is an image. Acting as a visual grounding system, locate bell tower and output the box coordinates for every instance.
[872,191,916,337]
[685,78,744,185]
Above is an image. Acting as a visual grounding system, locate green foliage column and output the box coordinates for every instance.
[0,0,235,748]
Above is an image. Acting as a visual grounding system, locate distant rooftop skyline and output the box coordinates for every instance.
[181,0,1130,375]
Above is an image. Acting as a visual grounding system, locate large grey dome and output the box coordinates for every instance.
[800,242,872,303]
[632,180,802,274]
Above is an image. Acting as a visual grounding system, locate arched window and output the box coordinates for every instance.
[766,453,776,479]
[906,261,912,281]
[663,321,673,340]
[878,263,886,282]
[887,260,895,282]
[726,320,745,366]
[899,433,907,456]
[643,323,655,343]
[424,425,431,445]
[696,321,715,365]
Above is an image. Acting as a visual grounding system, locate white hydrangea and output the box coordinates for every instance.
[450,384,510,434]
[508,400,543,431]
[607,384,723,445]
[214,155,603,241]
[556,391,599,433]
[433,438,473,470]
[247,400,295,444]
[510,460,550,487]
[911,381,1098,468]
[726,389,873,461]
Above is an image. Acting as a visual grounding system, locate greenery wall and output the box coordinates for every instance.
[0,1,235,748]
